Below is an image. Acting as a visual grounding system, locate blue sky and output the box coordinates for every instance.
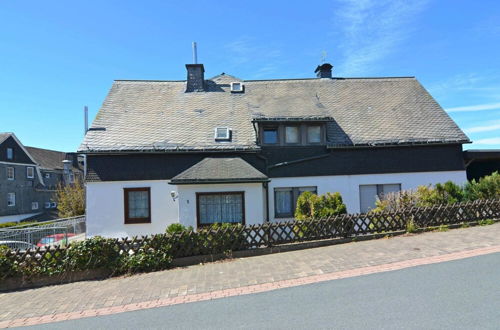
[1,0,499,151]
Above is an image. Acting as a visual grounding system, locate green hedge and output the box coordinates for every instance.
[0,223,246,280]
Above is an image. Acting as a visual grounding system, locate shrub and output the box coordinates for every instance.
[197,223,246,254]
[0,246,19,279]
[416,181,465,206]
[166,223,193,234]
[64,236,122,272]
[120,235,172,274]
[464,171,500,200]
[373,189,420,213]
[295,191,347,220]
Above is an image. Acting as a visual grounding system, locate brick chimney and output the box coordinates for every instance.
[185,64,205,92]
[315,63,333,78]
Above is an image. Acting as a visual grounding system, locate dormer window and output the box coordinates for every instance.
[263,126,279,144]
[307,125,322,143]
[230,82,244,93]
[259,122,325,146]
[215,127,231,141]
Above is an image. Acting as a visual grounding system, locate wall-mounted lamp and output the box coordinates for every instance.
[170,191,179,201]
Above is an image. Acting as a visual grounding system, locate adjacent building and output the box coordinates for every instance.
[0,133,82,223]
[79,62,470,238]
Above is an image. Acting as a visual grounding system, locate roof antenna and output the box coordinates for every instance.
[320,50,327,64]
[84,106,88,135]
[192,42,198,64]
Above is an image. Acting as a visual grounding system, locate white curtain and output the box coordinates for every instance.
[275,189,292,215]
[199,194,243,224]
[128,191,149,218]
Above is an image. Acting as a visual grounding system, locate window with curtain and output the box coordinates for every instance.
[197,192,244,225]
[124,187,151,224]
[274,186,317,218]
[285,126,300,144]
[307,125,321,143]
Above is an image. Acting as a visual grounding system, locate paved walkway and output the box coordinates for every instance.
[1,223,500,328]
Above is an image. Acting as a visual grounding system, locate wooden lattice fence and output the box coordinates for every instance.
[4,199,500,268]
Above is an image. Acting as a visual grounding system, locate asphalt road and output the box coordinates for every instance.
[25,252,500,330]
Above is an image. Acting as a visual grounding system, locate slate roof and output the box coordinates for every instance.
[0,132,11,144]
[25,146,69,170]
[79,72,469,152]
[170,157,268,184]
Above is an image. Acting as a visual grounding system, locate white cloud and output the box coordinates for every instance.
[464,121,500,133]
[333,0,429,75]
[446,102,500,113]
[473,137,500,145]
[223,37,283,78]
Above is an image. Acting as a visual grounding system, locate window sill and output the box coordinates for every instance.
[124,218,151,224]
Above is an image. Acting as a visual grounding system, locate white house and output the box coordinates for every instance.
[79,62,469,238]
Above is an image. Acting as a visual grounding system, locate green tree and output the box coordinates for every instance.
[464,171,500,200]
[295,191,347,219]
[55,177,85,218]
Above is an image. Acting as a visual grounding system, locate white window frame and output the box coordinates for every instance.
[7,193,15,207]
[6,148,13,160]
[230,82,244,92]
[44,202,51,209]
[50,202,57,208]
[214,127,231,141]
[7,167,15,180]
[45,173,50,179]
[32,202,39,210]
[26,166,34,179]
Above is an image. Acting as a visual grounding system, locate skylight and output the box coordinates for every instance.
[215,127,231,141]
[230,82,244,93]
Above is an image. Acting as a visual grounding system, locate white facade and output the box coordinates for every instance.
[268,170,467,221]
[86,180,265,238]
[177,183,266,228]
[86,180,179,237]
[86,170,467,237]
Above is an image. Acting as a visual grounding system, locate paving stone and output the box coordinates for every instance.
[0,224,499,325]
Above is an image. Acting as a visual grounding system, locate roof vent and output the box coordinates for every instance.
[230,82,244,93]
[215,127,231,141]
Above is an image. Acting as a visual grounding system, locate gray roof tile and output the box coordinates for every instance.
[79,74,469,152]
[171,157,268,184]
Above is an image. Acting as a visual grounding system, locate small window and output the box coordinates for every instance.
[7,167,14,180]
[124,188,151,224]
[307,125,322,143]
[263,127,279,144]
[214,127,231,141]
[197,192,245,226]
[230,82,244,92]
[50,202,57,208]
[7,148,13,160]
[274,186,317,218]
[44,202,51,209]
[32,202,39,210]
[7,193,15,207]
[27,167,34,179]
[45,173,50,179]
[285,126,300,144]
